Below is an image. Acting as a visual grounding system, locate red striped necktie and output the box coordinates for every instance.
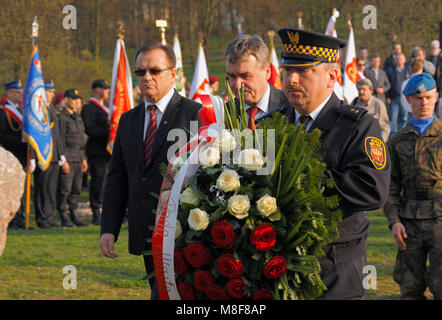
[247,106,259,130]
[144,105,157,167]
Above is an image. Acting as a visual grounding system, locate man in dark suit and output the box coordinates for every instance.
[277,28,391,299]
[99,43,201,299]
[81,79,111,225]
[225,34,291,129]
[364,54,391,103]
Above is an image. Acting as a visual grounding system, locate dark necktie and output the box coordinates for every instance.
[247,106,259,130]
[144,105,157,167]
[298,115,312,127]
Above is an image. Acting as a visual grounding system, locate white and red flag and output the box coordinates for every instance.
[268,42,282,89]
[188,43,210,101]
[107,38,134,154]
[343,21,360,104]
[325,8,344,100]
[173,33,186,97]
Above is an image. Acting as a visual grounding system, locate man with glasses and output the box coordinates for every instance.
[99,42,202,299]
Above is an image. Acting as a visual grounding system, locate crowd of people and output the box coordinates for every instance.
[0,29,441,301]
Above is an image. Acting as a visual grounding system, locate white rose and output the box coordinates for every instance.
[161,189,171,204]
[175,220,183,239]
[228,195,250,219]
[256,194,277,217]
[216,169,240,192]
[213,129,237,153]
[199,146,220,167]
[188,208,210,231]
[180,187,200,206]
[238,149,264,171]
[172,155,186,173]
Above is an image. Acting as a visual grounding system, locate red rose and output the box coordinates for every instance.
[225,278,247,299]
[174,249,188,274]
[177,281,195,300]
[206,284,229,300]
[183,243,212,268]
[250,223,276,252]
[253,289,274,300]
[193,270,214,292]
[263,256,286,279]
[211,220,237,248]
[217,253,243,278]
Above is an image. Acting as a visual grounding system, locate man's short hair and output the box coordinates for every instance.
[357,78,373,90]
[225,34,269,68]
[410,58,425,73]
[134,42,176,67]
[370,53,381,60]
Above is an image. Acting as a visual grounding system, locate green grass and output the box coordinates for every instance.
[0,203,424,300]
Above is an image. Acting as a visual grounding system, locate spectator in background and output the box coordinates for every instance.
[427,40,441,70]
[411,47,435,76]
[356,58,366,79]
[401,58,425,115]
[352,78,390,141]
[364,53,391,103]
[209,75,219,95]
[54,92,65,113]
[384,43,403,71]
[386,52,411,136]
[358,47,370,68]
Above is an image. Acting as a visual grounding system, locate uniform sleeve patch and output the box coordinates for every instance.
[364,137,386,170]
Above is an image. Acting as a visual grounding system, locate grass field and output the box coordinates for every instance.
[0,191,409,300]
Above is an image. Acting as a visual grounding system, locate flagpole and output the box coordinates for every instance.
[24,16,39,229]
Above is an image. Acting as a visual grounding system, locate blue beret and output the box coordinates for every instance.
[402,73,436,96]
[4,80,23,91]
[44,81,56,91]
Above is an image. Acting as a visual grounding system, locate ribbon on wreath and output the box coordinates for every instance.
[152,94,225,300]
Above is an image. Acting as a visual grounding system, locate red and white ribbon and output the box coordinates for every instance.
[3,101,23,125]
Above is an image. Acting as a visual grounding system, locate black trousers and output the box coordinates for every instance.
[34,162,59,225]
[143,245,159,300]
[57,161,83,213]
[9,194,26,228]
[88,156,109,211]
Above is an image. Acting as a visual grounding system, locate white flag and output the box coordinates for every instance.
[343,21,360,104]
[188,44,210,101]
[173,34,186,97]
[325,9,344,100]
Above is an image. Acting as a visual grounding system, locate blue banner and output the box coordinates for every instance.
[22,47,52,170]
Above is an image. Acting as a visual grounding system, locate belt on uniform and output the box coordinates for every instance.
[404,189,442,200]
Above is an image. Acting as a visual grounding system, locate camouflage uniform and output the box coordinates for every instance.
[384,118,442,300]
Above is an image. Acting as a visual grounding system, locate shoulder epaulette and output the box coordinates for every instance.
[336,105,367,121]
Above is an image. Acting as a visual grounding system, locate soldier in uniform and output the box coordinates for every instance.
[0,81,27,229]
[57,89,88,227]
[276,28,391,299]
[81,79,111,225]
[33,81,67,228]
[384,73,441,300]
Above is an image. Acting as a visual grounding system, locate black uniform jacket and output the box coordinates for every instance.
[81,100,110,159]
[0,105,27,167]
[58,109,86,162]
[282,93,391,258]
[101,90,202,255]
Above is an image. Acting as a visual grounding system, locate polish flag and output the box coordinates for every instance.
[343,21,360,104]
[325,8,344,100]
[268,45,282,89]
[188,44,210,101]
[107,38,134,154]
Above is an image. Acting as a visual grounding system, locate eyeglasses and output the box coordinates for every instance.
[358,64,365,67]
[134,67,173,77]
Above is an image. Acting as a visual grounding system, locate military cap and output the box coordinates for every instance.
[4,80,23,91]
[277,28,346,68]
[92,79,110,90]
[54,92,64,105]
[44,81,56,91]
[402,73,436,96]
[64,88,82,100]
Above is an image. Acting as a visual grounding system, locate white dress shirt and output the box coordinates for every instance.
[245,84,271,121]
[294,93,333,131]
[143,87,175,140]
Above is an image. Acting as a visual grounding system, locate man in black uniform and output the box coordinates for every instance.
[0,81,27,229]
[57,89,88,227]
[33,81,67,228]
[81,79,111,225]
[276,28,391,299]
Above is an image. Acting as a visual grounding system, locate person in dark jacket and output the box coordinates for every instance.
[81,79,111,225]
[57,89,88,227]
